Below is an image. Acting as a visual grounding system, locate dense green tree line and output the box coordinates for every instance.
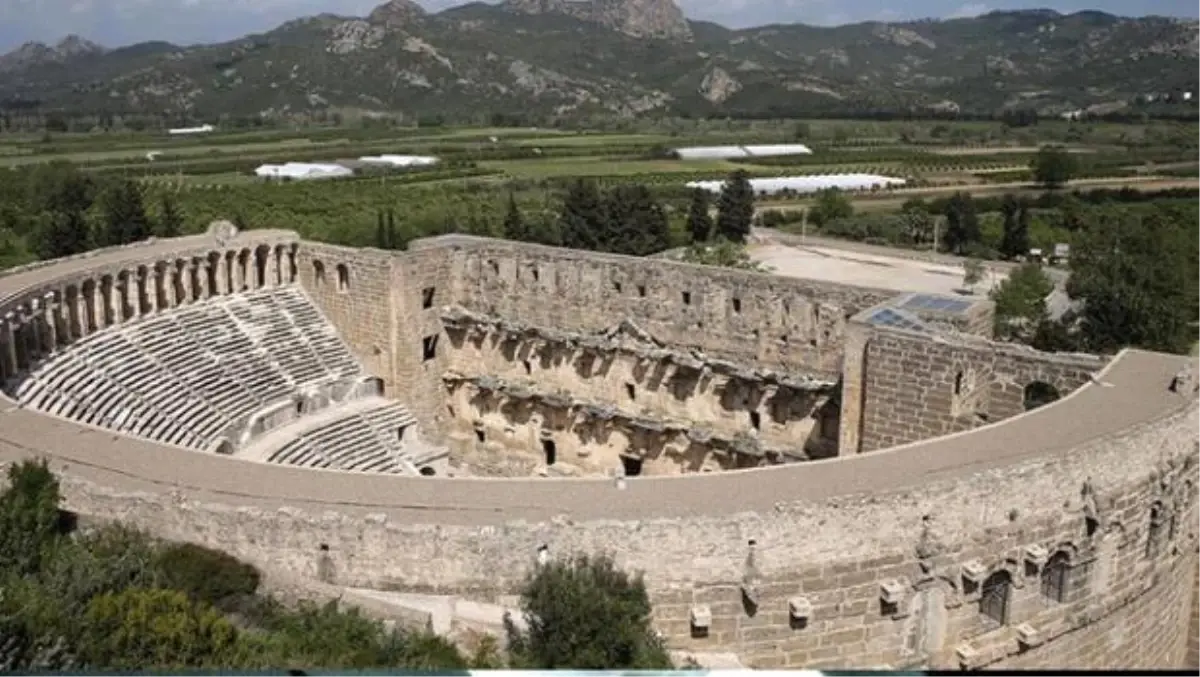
[0,460,680,671]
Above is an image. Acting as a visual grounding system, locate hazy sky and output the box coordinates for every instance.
[0,0,1196,52]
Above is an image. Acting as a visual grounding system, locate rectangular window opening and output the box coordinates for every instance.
[422,335,439,361]
[613,281,623,293]
[542,438,557,465]
[637,284,647,298]
[421,286,436,309]
[625,383,637,400]
[681,291,692,306]
[732,297,742,314]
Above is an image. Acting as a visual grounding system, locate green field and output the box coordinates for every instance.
[0,116,1196,272]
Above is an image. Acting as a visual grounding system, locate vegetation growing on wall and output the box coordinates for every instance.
[0,460,686,671]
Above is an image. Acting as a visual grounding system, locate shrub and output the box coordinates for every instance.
[152,542,261,609]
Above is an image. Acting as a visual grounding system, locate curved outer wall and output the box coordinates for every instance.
[0,231,1197,670]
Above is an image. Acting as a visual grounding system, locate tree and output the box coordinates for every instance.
[942,192,981,255]
[1066,204,1198,354]
[79,588,240,669]
[0,460,64,576]
[603,184,671,256]
[961,258,985,291]
[34,209,91,260]
[157,195,183,239]
[998,193,1031,259]
[685,189,713,244]
[807,188,853,227]
[152,543,260,610]
[502,192,527,242]
[990,263,1055,342]
[558,179,605,251]
[1031,145,1077,188]
[99,180,153,247]
[505,553,673,669]
[373,211,386,249]
[715,170,754,244]
[681,240,770,271]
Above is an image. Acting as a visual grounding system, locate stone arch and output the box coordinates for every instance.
[173,260,188,306]
[336,263,350,292]
[62,284,80,340]
[254,245,271,288]
[118,270,137,321]
[979,569,1012,626]
[206,251,222,297]
[1023,380,1061,411]
[1040,550,1071,603]
[274,245,289,284]
[313,260,327,288]
[80,279,98,331]
[132,266,148,315]
[189,257,205,301]
[153,261,170,309]
[99,275,116,325]
[223,250,238,292]
[287,244,299,283]
[237,248,252,291]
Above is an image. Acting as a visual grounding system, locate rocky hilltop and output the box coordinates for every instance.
[501,0,691,39]
[0,1,1195,120]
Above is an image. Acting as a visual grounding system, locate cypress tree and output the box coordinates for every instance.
[375,210,388,249]
[158,194,183,238]
[386,209,398,249]
[685,188,713,244]
[35,207,91,259]
[100,180,152,246]
[715,170,755,244]
[558,179,604,251]
[502,192,526,242]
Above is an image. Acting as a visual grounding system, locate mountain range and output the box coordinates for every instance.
[0,0,1196,120]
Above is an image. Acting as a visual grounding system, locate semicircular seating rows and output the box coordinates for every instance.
[10,284,435,475]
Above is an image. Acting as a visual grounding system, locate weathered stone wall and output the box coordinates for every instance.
[439,318,838,476]
[297,243,396,394]
[857,327,1105,452]
[431,236,895,377]
[389,247,457,436]
[6,380,1191,670]
[1189,557,1200,668]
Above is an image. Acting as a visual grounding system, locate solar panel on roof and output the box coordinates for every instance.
[902,294,971,314]
[866,308,929,332]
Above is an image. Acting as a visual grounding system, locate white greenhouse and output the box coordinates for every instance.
[685,174,907,196]
[358,155,440,167]
[672,144,813,160]
[254,162,354,181]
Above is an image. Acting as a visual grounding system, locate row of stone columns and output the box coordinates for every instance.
[0,243,299,385]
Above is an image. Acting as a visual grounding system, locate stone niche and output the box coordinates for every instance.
[438,308,840,477]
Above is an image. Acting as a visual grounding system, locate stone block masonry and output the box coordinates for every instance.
[855,326,1105,453]
[0,227,1197,670]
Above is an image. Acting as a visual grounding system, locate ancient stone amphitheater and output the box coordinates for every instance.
[0,223,1196,670]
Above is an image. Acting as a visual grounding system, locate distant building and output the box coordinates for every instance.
[358,155,440,168]
[673,144,813,160]
[254,162,353,181]
[686,174,905,196]
[168,124,215,135]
